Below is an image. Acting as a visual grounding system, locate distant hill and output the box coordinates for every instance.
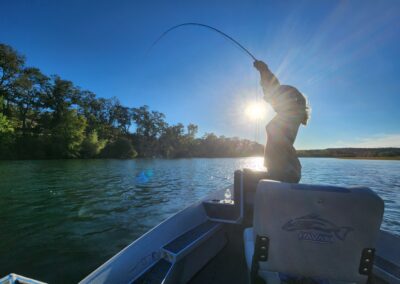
[297,148,400,159]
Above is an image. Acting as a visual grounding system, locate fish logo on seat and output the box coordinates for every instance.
[282,213,353,243]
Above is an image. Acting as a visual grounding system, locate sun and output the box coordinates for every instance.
[245,101,265,120]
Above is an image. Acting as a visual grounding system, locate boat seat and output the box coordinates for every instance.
[244,180,384,284]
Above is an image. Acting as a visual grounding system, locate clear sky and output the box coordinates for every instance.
[1,0,399,149]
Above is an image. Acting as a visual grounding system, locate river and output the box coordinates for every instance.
[0,158,399,283]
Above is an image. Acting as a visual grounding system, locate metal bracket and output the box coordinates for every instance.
[255,235,269,262]
[250,235,269,284]
[359,248,375,276]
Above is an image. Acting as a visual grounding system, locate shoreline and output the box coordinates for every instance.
[336,156,400,160]
[1,156,400,161]
[299,156,400,160]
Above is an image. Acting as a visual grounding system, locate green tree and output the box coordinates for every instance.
[0,42,266,160]
[112,104,131,133]
[100,137,137,159]
[0,113,15,158]
[0,44,25,115]
[48,110,87,158]
[43,76,77,122]
[80,131,106,158]
[132,105,167,157]
[13,67,48,135]
[159,123,185,158]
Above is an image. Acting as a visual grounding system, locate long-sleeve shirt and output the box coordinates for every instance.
[260,68,303,183]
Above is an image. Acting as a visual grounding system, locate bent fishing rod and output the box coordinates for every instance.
[149,23,258,62]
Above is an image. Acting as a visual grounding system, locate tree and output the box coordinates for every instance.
[100,137,137,159]
[80,131,106,158]
[0,42,266,160]
[43,76,77,122]
[132,105,167,138]
[0,113,14,158]
[132,105,167,157]
[0,44,25,115]
[13,67,48,135]
[112,104,131,133]
[159,123,185,158]
[187,123,198,139]
[48,110,87,158]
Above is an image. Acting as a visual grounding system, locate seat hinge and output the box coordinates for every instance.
[255,235,269,262]
[359,247,375,284]
[250,235,269,284]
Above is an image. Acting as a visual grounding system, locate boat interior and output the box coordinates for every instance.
[79,168,400,284]
[2,169,399,284]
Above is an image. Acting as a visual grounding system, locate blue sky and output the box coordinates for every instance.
[1,0,399,149]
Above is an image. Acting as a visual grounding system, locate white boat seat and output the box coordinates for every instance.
[244,180,384,284]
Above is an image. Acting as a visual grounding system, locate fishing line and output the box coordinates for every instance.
[148,22,263,143]
[148,23,258,61]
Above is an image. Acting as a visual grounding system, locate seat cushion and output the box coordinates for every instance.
[253,180,383,282]
[243,227,254,269]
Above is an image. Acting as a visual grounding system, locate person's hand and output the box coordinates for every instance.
[253,60,268,72]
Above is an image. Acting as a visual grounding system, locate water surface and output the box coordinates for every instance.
[0,158,399,283]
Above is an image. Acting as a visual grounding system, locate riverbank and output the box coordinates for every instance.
[297,147,400,160]
[299,156,400,160]
[337,156,400,160]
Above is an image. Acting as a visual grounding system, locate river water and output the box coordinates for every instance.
[0,158,399,283]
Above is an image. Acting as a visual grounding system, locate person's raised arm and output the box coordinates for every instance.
[254,60,280,102]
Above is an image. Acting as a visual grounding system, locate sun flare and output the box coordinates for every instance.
[245,101,265,120]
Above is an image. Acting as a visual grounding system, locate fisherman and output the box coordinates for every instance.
[254,60,309,183]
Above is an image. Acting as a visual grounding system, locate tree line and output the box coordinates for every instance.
[0,43,263,160]
[297,148,400,159]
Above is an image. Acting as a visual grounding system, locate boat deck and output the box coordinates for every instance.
[190,224,249,284]
[190,224,389,284]
[82,183,398,284]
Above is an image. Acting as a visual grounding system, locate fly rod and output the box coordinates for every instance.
[149,22,258,61]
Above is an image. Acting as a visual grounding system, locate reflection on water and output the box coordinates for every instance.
[0,158,399,283]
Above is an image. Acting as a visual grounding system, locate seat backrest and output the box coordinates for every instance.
[254,180,384,283]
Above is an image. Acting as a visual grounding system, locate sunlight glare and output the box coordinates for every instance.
[245,101,266,120]
[243,156,265,171]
